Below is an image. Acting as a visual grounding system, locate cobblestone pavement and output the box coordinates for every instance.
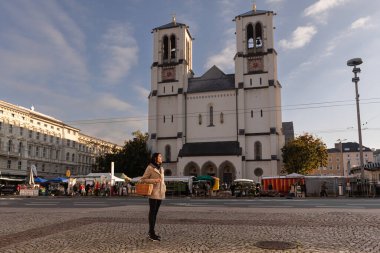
[0,204,379,253]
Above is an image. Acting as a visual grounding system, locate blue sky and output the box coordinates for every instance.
[1,0,380,150]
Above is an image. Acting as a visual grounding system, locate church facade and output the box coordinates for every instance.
[148,6,285,183]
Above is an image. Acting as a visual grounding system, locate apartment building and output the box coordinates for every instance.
[0,100,121,179]
[311,142,374,176]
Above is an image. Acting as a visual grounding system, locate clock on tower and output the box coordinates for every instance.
[248,57,263,72]
[162,68,175,81]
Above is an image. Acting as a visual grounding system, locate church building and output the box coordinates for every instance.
[148,5,285,183]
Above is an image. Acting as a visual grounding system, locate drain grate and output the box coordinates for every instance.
[255,241,297,250]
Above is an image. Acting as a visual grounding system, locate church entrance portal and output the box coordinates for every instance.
[201,161,217,176]
[184,162,200,177]
[218,161,236,185]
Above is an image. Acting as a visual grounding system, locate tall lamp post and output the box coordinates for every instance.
[346,58,364,183]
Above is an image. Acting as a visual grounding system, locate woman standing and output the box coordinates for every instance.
[140,153,166,241]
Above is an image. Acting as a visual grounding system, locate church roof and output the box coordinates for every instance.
[178,141,242,157]
[153,21,187,31]
[187,65,235,93]
[235,9,271,18]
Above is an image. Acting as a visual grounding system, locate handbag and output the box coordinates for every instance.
[135,183,153,196]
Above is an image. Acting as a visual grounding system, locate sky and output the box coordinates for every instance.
[1,0,380,150]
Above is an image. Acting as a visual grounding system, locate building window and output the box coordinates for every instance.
[254,141,262,160]
[56,150,59,159]
[0,122,2,130]
[260,110,263,117]
[67,139,70,146]
[165,145,171,162]
[36,132,40,140]
[163,116,166,123]
[246,23,254,49]
[220,112,224,124]
[170,35,176,59]
[251,110,253,118]
[250,79,252,86]
[8,140,13,152]
[66,152,70,161]
[18,161,22,170]
[42,164,45,172]
[18,142,23,153]
[255,22,263,48]
[56,137,59,144]
[28,145,32,156]
[198,114,202,125]
[43,148,46,158]
[20,127,23,136]
[171,115,174,123]
[7,160,11,169]
[208,105,214,126]
[44,134,47,142]
[35,147,39,157]
[72,154,75,162]
[163,35,169,60]
[29,130,33,138]
[50,136,53,143]
[9,124,13,134]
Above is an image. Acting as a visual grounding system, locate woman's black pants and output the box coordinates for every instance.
[148,198,162,235]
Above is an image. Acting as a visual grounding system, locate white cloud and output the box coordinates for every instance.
[350,16,372,30]
[204,40,235,73]
[279,26,317,50]
[266,0,284,4]
[0,1,89,90]
[100,23,138,85]
[304,0,349,17]
[134,86,150,101]
[98,93,134,112]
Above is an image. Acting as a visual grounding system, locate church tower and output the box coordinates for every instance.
[234,5,284,178]
[148,16,193,175]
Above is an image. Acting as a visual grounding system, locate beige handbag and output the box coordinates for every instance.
[135,183,153,196]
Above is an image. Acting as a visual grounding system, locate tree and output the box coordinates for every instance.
[281,133,328,175]
[120,130,151,177]
[95,131,151,177]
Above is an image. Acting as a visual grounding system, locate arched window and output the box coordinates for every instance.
[209,105,214,126]
[255,23,263,48]
[170,35,176,59]
[254,141,262,160]
[18,142,23,153]
[8,140,12,152]
[165,145,171,162]
[72,153,75,162]
[246,24,254,49]
[163,35,169,60]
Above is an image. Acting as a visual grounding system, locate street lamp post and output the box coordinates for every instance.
[346,58,365,184]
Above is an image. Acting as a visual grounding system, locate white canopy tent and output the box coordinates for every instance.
[86,173,124,182]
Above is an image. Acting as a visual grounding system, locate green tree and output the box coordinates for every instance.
[120,130,151,177]
[281,133,328,175]
[95,130,151,177]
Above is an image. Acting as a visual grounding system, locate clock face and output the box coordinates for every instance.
[162,68,175,81]
[248,58,263,72]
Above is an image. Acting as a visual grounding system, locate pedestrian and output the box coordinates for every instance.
[320,182,328,197]
[140,152,166,242]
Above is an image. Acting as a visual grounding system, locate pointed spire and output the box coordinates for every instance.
[252,0,257,12]
[172,13,176,25]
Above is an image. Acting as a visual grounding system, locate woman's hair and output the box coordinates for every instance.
[150,152,161,165]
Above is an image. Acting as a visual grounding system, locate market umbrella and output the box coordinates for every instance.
[48,177,68,183]
[34,177,48,184]
[194,175,215,186]
[28,167,35,185]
